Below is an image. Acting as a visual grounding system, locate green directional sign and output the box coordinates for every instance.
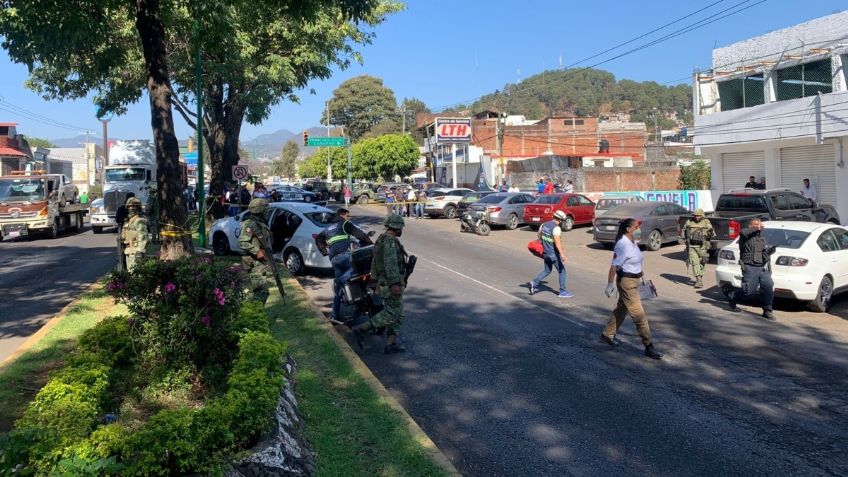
[307,136,346,147]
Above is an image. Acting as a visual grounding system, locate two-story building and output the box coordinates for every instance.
[694,11,848,223]
[0,123,33,175]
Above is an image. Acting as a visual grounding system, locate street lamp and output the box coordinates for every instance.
[497,112,507,185]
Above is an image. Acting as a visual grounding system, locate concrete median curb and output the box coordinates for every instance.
[286,276,462,477]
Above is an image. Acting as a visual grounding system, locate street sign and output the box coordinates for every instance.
[232,165,249,181]
[307,136,346,147]
[435,117,472,143]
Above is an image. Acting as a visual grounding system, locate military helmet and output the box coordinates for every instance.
[248,198,269,214]
[126,197,143,208]
[384,213,405,230]
[693,208,705,217]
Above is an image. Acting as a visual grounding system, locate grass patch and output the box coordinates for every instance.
[0,287,124,434]
[268,276,450,477]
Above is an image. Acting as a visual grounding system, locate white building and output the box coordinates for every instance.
[694,11,848,224]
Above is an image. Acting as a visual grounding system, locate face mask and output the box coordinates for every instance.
[633,228,642,241]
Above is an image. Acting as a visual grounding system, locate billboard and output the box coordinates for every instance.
[435,117,472,144]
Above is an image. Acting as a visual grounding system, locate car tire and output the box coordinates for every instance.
[285,249,305,275]
[357,195,370,205]
[212,233,231,256]
[809,275,833,313]
[646,229,662,251]
[562,216,574,231]
[92,226,103,234]
[443,205,457,219]
[506,213,519,230]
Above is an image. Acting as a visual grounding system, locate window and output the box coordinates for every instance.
[564,119,584,127]
[833,228,848,250]
[577,196,593,206]
[534,195,561,204]
[770,194,790,211]
[763,229,809,249]
[672,205,690,215]
[718,74,765,111]
[817,230,841,252]
[776,59,833,101]
[653,205,670,216]
[786,194,810,210]
[716,195,767,211]
[566,196,579,206]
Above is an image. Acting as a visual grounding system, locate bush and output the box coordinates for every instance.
[77,315,133,368]
[679,160,711,190]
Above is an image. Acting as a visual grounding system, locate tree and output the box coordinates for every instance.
[23,136,55,149]
[679,160,711,190]
[353,134,418,180]
[401,97,429,144]
[273,141,299,178]
[325,75,398,141]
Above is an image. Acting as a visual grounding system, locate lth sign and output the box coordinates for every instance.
[435,117,472,143]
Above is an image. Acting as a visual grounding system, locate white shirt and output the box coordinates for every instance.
[563,184,574,193]
[508,186,520,193]
[407,189,416,201]
[612,236,643,274]
[800,185,816,202]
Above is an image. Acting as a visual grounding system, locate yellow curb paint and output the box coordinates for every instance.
[0,281,105,370]
[276,277,462,477]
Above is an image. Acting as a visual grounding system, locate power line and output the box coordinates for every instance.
[0,96,93,132]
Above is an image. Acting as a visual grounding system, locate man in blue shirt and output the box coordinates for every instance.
[528,210,573,298]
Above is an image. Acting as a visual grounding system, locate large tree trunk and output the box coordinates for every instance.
[206,87,246,202]
[135,0,191,259]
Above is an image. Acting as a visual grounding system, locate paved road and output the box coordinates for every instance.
[0,222,117,362]
[299,205,848,476]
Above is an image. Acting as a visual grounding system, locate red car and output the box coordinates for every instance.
[523,193,595,231]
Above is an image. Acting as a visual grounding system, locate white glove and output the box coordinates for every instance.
[604,282,616,298]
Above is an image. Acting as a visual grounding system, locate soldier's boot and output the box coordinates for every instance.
[694,276,704,289]
[384,333,406,354]
[351,321,372,350]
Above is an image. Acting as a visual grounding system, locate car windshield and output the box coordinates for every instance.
[105,167,146,182]
[303,211,335,228]
[761,228,811,249]
[597,198,629,210]
[717,195,767,211]
[0,178,47,202]
[534,195,561,204]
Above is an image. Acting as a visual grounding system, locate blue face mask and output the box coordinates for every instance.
[633,228,642,241]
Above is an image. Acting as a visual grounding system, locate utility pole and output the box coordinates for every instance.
[326,101,332,182]
[652,108,659,144]
[401,105,407,135]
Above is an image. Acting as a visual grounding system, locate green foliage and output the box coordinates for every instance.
[679,160,711,190]
[23,136,55,149]
[327,75,400,141]
[76,315,133,368]
[105,256,247,375]
[301,133,419,180]
[459,68,692,124]
[273,140,299,179]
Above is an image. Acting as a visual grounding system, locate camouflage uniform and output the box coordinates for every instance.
[684,208,714,288]
[121,198,148,272]
[146,187,159,243]
[353,214,408,353]
[239,198,272,304]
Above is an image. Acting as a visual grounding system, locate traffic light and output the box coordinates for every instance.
[303,130,309,147]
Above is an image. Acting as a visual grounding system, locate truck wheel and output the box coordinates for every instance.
[357,195,370,205]
[92,226,104,234]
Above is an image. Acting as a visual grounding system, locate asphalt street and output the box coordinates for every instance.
[0,221,117,362]
[298,205,848,476]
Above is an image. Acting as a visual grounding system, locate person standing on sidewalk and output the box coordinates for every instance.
[727,218,776,320]
[343,184,352,207]
[528,210,573,298]
[600,218,663,360]
[683,208,714,288]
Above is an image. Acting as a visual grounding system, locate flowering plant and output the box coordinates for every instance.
[106,256,248,376]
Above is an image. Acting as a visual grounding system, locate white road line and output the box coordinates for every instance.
[421,258,587,328]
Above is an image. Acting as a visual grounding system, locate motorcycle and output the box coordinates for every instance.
[337,245,384,328]
[459,209,491,236]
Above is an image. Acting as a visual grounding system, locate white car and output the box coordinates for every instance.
[715,221,848,312]
[424,188,475,219]
[209,202,334,275]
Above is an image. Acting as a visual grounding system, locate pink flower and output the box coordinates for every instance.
[163,282,176,293]
[213,288,226,306]
[201,315,211,327]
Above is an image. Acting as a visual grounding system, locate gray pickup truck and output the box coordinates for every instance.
[678,188,841,255]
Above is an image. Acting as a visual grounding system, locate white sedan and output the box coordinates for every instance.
[209,201,333,275]
[715,221,848,312]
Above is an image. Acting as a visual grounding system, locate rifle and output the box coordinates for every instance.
[259,227,286,303]
[404,254,417,283]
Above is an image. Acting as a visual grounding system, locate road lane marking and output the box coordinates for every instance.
[421,258,587,328]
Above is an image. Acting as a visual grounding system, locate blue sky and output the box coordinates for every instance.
[0,0,845,141]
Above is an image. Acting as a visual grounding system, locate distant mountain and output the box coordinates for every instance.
[51,134,104,148]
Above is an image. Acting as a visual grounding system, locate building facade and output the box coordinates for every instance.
[0,123,32,175]
[694,11,848,224]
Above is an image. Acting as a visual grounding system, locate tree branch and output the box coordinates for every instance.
[170,96,197,130]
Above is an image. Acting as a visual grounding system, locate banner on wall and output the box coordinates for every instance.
[583,190,714,212]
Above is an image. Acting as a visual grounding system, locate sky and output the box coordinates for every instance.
[0,0,846,142]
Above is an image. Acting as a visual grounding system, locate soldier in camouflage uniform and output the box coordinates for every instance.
[121,197,149,272]
[683,208,715,289]
[239,198,272,304]
[353,214,408,354]
[146,184,159,243]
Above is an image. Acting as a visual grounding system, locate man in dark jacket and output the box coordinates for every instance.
[727,218,776,320]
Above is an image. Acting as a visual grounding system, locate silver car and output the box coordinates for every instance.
[424,188,475,219]
[469,192,536,230]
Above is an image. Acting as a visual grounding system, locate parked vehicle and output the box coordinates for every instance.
[468,192,536,230]
[90,141,159,233]
[412,181,446,191]
[523,193,595,231]
[460,209,491,236]
[715,221,848,312]
[272,185,317,203]
[352,183,377,205]
[594,201,690,251]
[678,188,841,254]
[594,194,644,220]
[457,190,497,216]
[375,183,407,203]
[209,201,334,275]
[424,188,475,219]
[303,180,334,201]
[0,172,87,240]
